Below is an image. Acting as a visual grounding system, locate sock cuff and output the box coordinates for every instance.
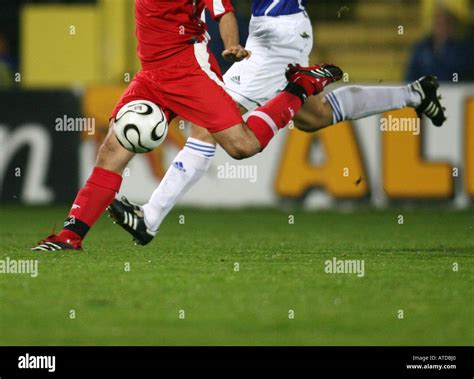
[283,82,307,105]
[63,217,91,238]
[326,92,345,123]
[184,138,216,159]
[246,114,275,150]
[87,166,123,192]
[175,147,213,172]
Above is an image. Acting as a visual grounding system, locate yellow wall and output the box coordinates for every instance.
[100,0,133,83]
[22,5,99,87]
[21,1,137,88]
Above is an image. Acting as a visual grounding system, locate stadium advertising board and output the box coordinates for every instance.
[0,91,81,203]
[79,84,472,208]
[0,85,472,207]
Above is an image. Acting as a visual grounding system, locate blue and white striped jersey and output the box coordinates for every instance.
[252,0,307,17]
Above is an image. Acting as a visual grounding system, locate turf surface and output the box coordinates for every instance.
[0,206,472,345]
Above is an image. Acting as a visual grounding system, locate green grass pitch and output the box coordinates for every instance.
[0,206,472,346]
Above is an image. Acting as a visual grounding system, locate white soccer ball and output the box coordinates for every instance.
[113,100,168,154]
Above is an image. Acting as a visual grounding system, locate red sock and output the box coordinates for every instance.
[58,167,123,244]
[247,91,303,149]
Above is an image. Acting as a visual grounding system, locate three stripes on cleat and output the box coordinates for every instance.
[311,67,336,78]
[123,211,138,230]
[32,242,63,251]
[424,101,440,118]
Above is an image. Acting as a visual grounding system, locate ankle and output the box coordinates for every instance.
[284,82,309,105]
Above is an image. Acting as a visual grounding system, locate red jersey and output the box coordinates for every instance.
[136,0,234,68]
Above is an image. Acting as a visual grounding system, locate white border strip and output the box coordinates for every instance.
[250,111,279,135]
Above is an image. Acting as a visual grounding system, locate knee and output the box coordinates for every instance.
[224,142,254,160]
[212,125,260,160]
[227,147,249,160]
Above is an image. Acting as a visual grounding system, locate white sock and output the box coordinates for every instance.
[326,85,422,124]
[143,138,215,232]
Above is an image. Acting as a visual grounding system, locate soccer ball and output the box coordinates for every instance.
[113,100,168,154]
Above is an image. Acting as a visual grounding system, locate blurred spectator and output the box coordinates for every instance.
[467,0,474,80]
[406,6,473,82]
[0,33,15,87]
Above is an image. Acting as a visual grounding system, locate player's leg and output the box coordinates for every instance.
[109,130,216,242]
[142,125,216,234]
[32,121,133,251]
[284,11,446,131]
[109,124,217,244]
[212,85,309,158]
[110,121,234,242]
[160,42,342,160]
[110,118,268,242]
[294,77,446,132]
[291,94,332,133]
[294,85,421,132]
[96,121,135,172]
[31,70,164,251]
[215,64,343,158]
[214,12,321,148]
[60,122,133,241]
[107,58,342,243]
[110,102,243,243]
[108,61,345,242]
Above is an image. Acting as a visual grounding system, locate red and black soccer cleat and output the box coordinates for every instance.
[31,234,82,251]
[286,63,344,96]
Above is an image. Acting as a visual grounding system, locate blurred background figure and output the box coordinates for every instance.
[468,0,474,80]
[0,0,20,88]
[0,33,15,87]
[406,5,473,82]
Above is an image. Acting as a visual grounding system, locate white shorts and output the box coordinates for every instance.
[224,12,313,112]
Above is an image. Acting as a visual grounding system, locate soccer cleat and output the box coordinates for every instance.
[107,196,156,246]
[410,75,447,127]
[286,63,344,95]
[31,234,81,251]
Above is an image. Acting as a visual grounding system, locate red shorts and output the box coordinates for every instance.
[111,43,243,133]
